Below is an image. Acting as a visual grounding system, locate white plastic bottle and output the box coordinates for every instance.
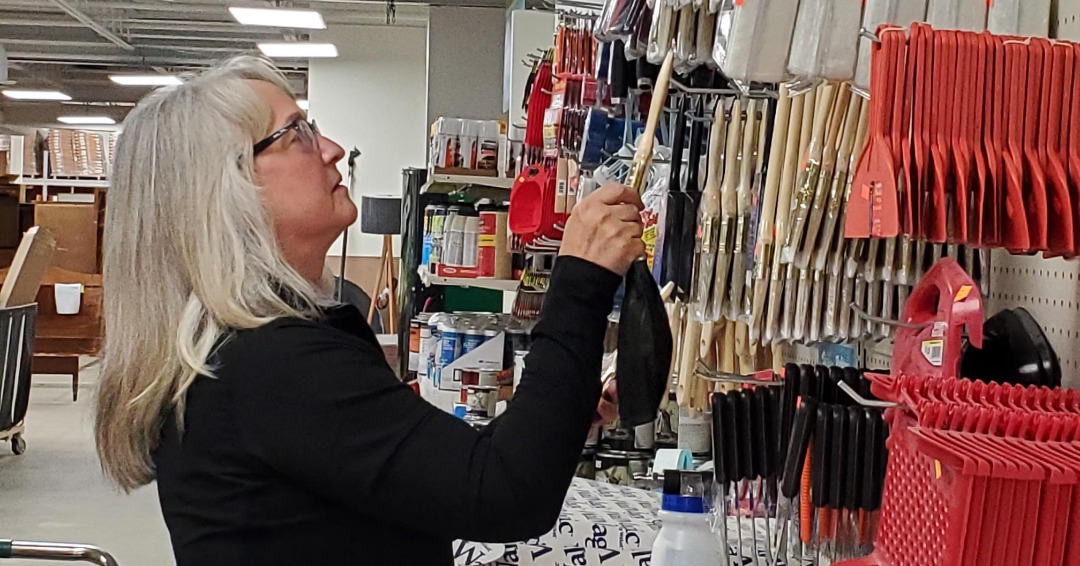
[651,471,725,566]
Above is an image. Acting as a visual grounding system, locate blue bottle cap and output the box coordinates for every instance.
[661,494,706,514]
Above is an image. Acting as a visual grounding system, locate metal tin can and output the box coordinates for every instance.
[437,320,461,390]
[477,369,500,387]
[461,327,485,355]
[407,319,422,380]
[418,323,434,382]
[464,385,499,417]
[594,450,651,487]
[576,449,597,480]
[677,406,712,456]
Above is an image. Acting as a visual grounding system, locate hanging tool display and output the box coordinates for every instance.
[706,364,890,565]
[846,24,1080,260]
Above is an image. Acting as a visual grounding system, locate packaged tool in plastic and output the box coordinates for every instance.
[788,0,864,82]
[987,0,1051,38]
[854,0,928,93]
[712,0,799,83]
[596,0,647,41]
[925,0,986,31]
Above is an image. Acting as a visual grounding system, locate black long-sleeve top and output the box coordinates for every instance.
[153,256,620,565]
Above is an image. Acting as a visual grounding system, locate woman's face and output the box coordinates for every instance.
[249,80,356,278]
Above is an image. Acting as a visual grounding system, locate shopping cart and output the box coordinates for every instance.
[0,540,119,565]
[0,304,37,455]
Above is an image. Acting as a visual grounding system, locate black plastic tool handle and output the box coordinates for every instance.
[780,398,818,499]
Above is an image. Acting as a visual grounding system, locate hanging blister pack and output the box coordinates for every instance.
[672,4,698,73]
[788,0,864,82]
[712,0,799,83]
[596,0,647,41]
[647,1,677,64]
[854,0,928,93]
[926,0,987,31]
[693,7,717,70]
[987,0,1051,38]
[625,4,653,59]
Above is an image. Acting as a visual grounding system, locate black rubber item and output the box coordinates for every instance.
[856,367,874,401]
[829,405,848,510]
[749,387,768,478]
[712,391,728,483]
[780,399,817,499]
[1013,307,1061,387]
[616,261,675,427]
[678,97,707,297]
[815,365,831,404]
[811,404,832,508]
[846,406,865,512]
[762,386,781,477]
[960,307,1061,388]
[829,367,845,405]
[723,394,741,485]
[735,391,755,481]
[871,410,889,511]
[636,59,660,89]
[661,96,689,290]
[839,367,858,401]
[862,410,881,511]
[780,364,801,459]
[609,40,630,99]
[799,364,816,400]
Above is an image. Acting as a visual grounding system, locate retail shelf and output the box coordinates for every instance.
[428,275,520,292]
[421,173,514,196]
[418,266,519,292]
[14,177,109,188]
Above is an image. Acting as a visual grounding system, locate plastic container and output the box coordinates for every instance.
[54,283,82,315]
[651,472,725,565]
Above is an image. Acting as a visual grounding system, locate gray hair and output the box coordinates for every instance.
[96,56,330,490]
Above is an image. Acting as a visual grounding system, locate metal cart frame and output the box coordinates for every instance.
[0,540,119,565]
[0,303,37,455]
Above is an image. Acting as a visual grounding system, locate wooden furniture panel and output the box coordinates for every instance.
[34,202,100,274]
[0,267,102,401]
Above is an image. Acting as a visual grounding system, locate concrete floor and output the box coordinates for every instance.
[0,364,175,565]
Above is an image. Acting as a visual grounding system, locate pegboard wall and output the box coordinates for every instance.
[1057,0,1080,41]
[986,251,1080,389]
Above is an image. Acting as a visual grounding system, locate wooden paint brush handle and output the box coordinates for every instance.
[628,51,675,194]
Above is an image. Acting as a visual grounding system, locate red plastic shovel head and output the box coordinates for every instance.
[846,144,901,238]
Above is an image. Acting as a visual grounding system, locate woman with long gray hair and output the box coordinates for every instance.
[95,56,644,565]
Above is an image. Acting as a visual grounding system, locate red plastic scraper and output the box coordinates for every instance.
[847,26,902,239]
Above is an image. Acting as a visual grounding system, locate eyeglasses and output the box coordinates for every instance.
[253,117,320,156]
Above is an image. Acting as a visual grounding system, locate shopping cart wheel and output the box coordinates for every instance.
[11,434,26,455]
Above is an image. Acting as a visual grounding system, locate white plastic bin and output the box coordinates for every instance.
[54,283,83,315]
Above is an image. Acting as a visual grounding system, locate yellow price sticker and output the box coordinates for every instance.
[954,285,973,302]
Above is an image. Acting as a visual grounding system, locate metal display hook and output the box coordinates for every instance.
[849,303,929,331]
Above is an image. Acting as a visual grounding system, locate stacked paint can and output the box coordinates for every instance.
[422,203,512,279]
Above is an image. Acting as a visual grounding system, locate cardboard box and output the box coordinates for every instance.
[0,226,57,307]
[35,202,99,274]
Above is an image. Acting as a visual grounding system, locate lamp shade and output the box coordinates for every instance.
[359,195,402,235]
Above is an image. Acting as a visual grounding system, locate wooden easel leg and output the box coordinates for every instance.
[384,236,397,334]
[368,252,385,325]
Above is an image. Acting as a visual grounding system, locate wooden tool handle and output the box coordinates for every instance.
[700,97,728,217]
[757,86,794,246]
[774,89,808,244]
[628,51,675,194]
[720,98,744,216]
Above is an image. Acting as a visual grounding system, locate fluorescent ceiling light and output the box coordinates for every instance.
[297,99,310,111]
[229,6,326,29]
[258,42,338,59]
[109,74,182,86]
[3,89,71,101]
[58,116,116,125]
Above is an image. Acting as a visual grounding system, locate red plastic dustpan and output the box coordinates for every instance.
[508,165,547,235]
